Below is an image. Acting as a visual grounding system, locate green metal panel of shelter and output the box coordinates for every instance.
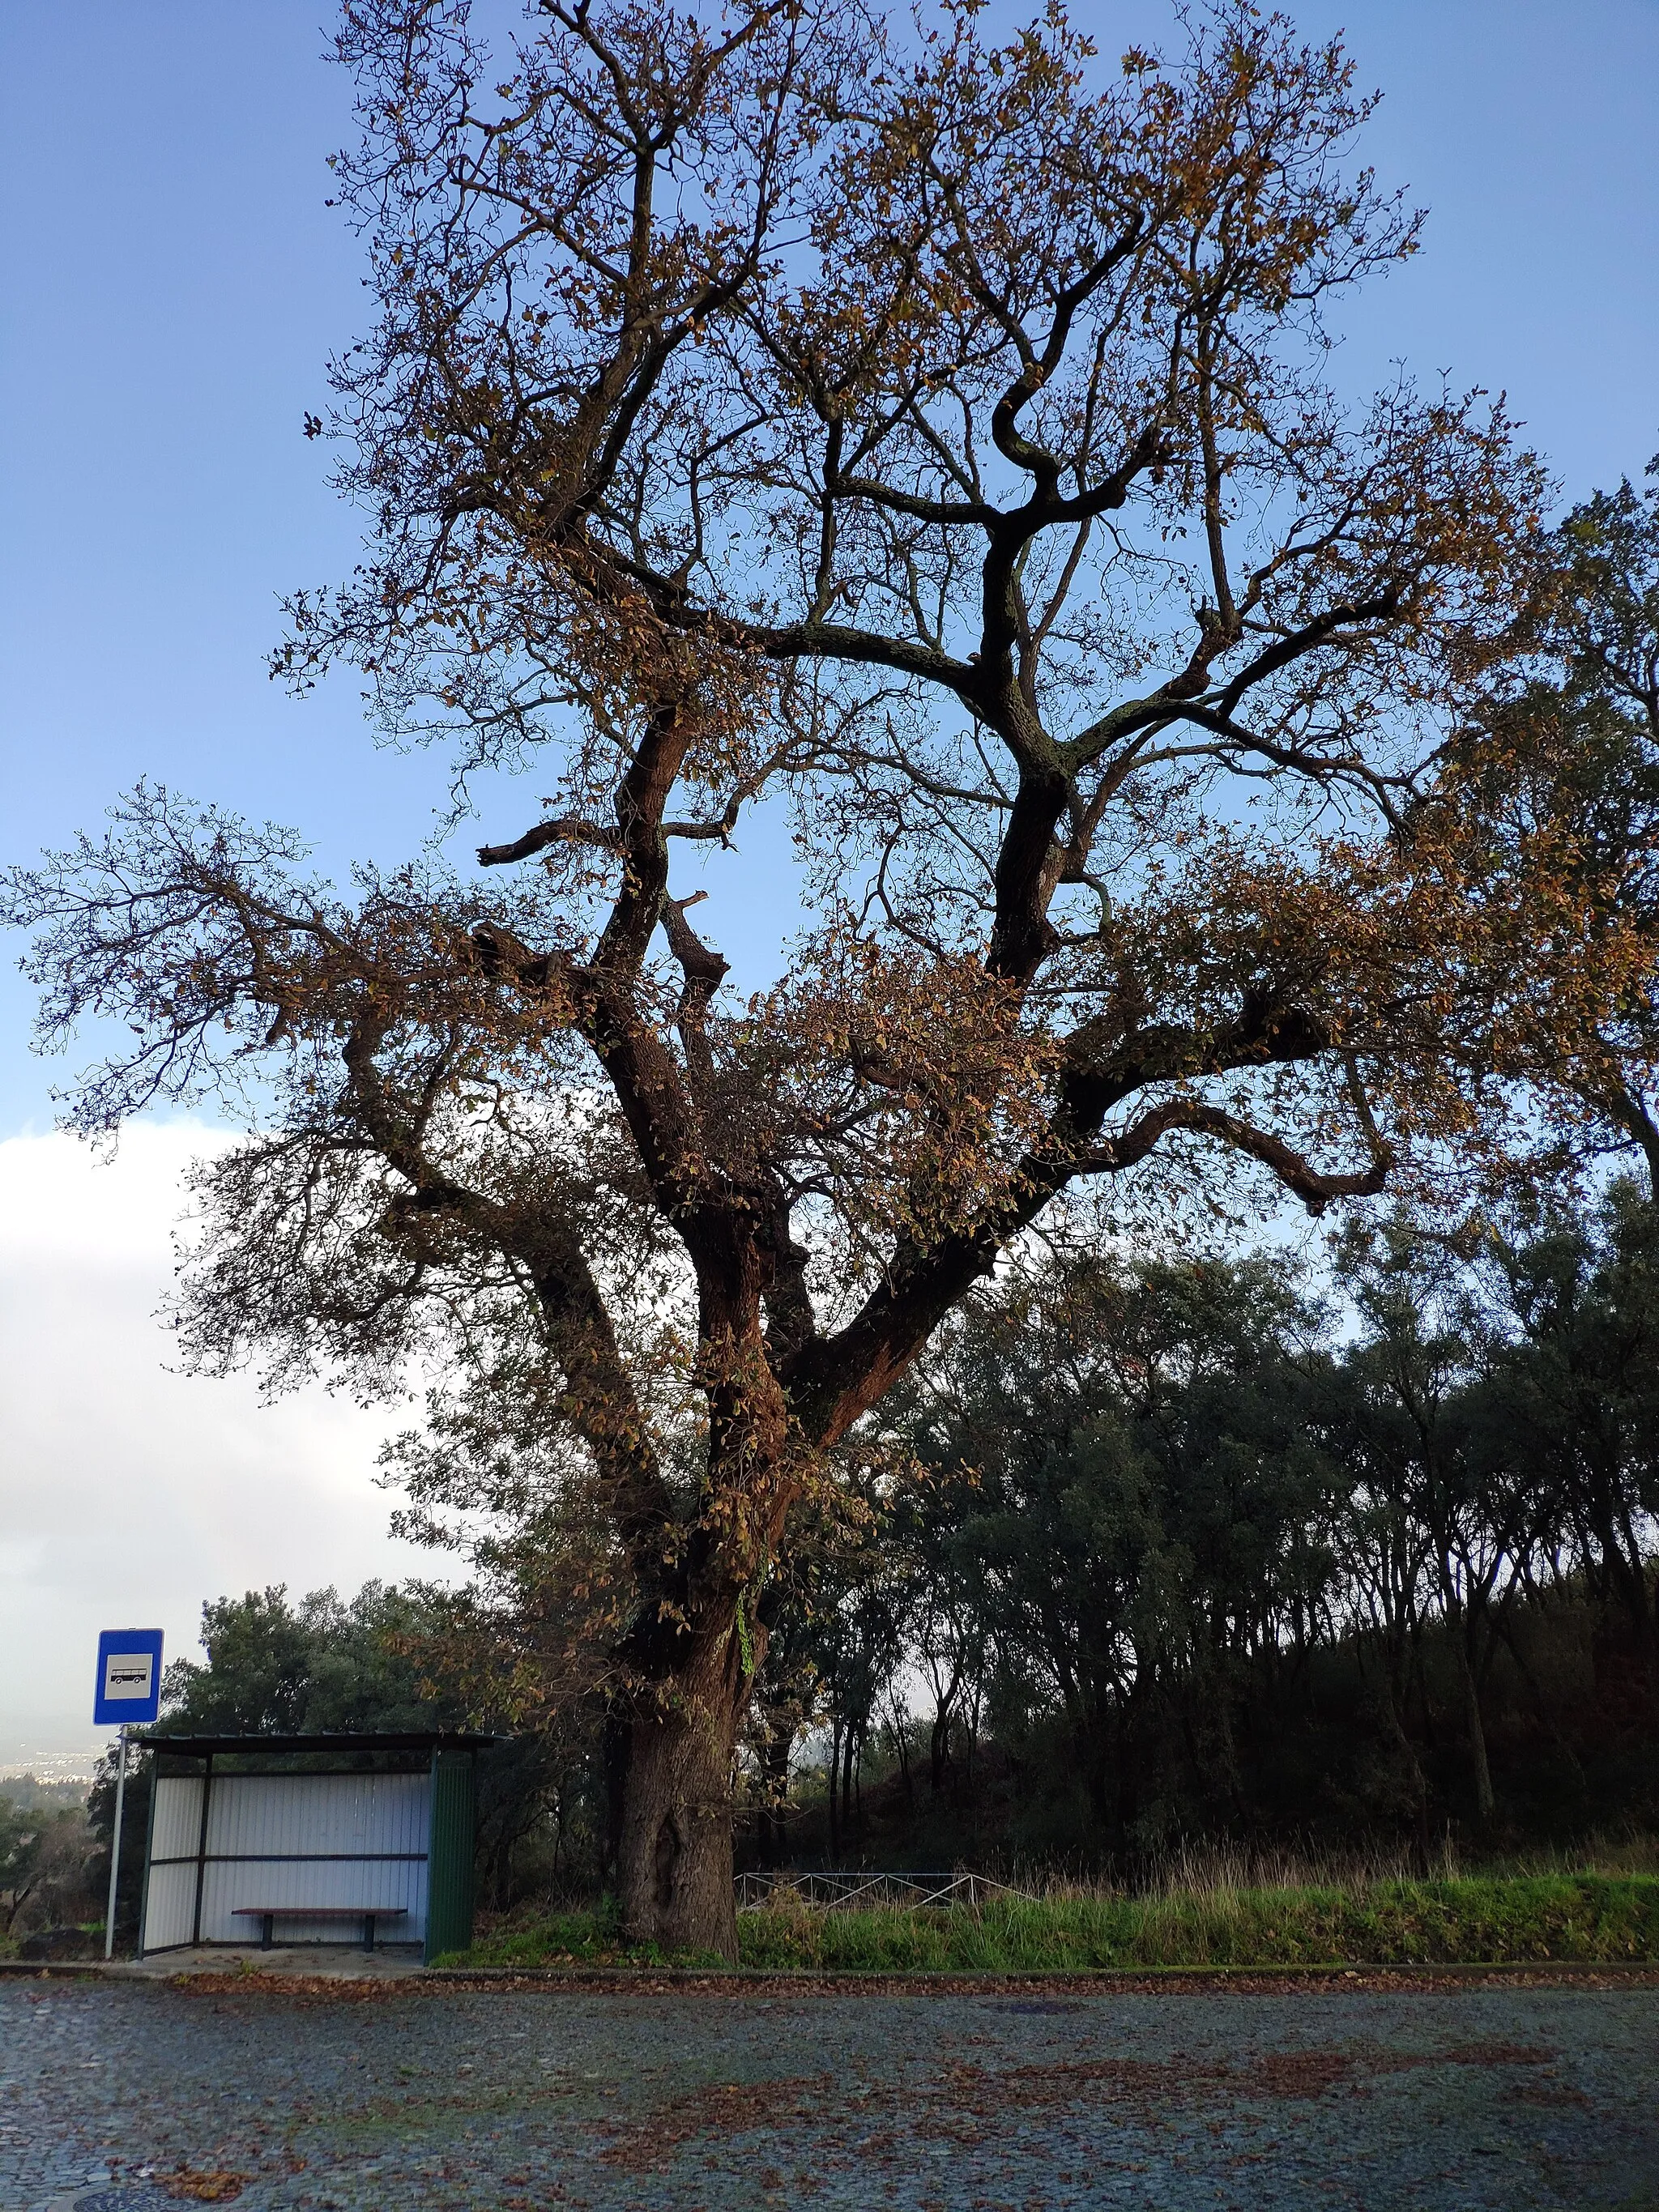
[424,1746,477,1963]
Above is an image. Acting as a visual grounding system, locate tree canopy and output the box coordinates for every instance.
[1423,464,1659,1187]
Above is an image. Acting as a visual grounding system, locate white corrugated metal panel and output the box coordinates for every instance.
[142,1775,206,1953]
[149,1772,204,1861]
[198,1859,429,1946]
[204,1771,429,1860]
[188,1771,431,1946]
[141,1860,198,1953]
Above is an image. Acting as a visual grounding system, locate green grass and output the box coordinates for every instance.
[443,1873,1659,1972]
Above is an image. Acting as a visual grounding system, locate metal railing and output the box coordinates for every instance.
[735,1869,1037,1912]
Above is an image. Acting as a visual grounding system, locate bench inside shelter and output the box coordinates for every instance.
[234,1904,408,1952]
[134,1732,487,1967]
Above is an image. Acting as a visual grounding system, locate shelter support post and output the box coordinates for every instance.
[424,1745,477,1964]
[190,1753,214,1947]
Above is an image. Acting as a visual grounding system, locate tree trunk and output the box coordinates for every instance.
[761,1726,793,1866]
[1607,1501,1659,1695]
[1493,1607,1586,1789]
[1456,1635,1495,1826]
[1079,1711,1118,1840]
[890,1701,915,1809]
[1371,1648,1433,1872]
[930,1700,953,1795]
[827,1717,842,1868]
[963,1677,983,1790]
[1212,1670,1250,1827]
[612,1289,790,1958]
[616,1635,746,1958]
[602,1709,629,1890]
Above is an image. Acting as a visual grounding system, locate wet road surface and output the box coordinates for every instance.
[4,1975,1655,2210]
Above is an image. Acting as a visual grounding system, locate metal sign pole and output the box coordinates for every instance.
[92,1629,163,1962]
[104,1724,129,1962]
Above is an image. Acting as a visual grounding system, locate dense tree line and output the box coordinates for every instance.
[750,1188,1659,1869]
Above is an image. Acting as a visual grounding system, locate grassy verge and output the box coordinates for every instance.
[444,1873,1659,1972]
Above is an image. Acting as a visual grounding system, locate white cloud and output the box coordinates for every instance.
[0,1123,451,1771]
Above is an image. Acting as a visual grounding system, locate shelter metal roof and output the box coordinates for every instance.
[135,1732,494,1757]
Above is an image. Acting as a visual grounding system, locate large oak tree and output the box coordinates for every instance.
[6,0,1587,1953]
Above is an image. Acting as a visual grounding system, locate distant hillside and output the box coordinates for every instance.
[0,1774,90,1813]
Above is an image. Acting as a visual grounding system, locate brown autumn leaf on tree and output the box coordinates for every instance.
[8,0,1637,1955]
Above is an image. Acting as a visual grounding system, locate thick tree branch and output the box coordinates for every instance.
[659,889,728,1092]
[338,1006,678,1554]
[1068,1096,1392,1215]
[783,989,1371,1444]
[479,817,621,867]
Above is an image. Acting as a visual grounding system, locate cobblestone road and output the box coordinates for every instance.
[3,1976,1656,2210]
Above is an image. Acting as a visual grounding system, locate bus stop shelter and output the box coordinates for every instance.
[134,1733,486,1966]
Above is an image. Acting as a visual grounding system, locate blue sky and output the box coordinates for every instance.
[3,0,1657,1132]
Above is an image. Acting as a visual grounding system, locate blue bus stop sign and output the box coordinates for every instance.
[93,1629,164,1727]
